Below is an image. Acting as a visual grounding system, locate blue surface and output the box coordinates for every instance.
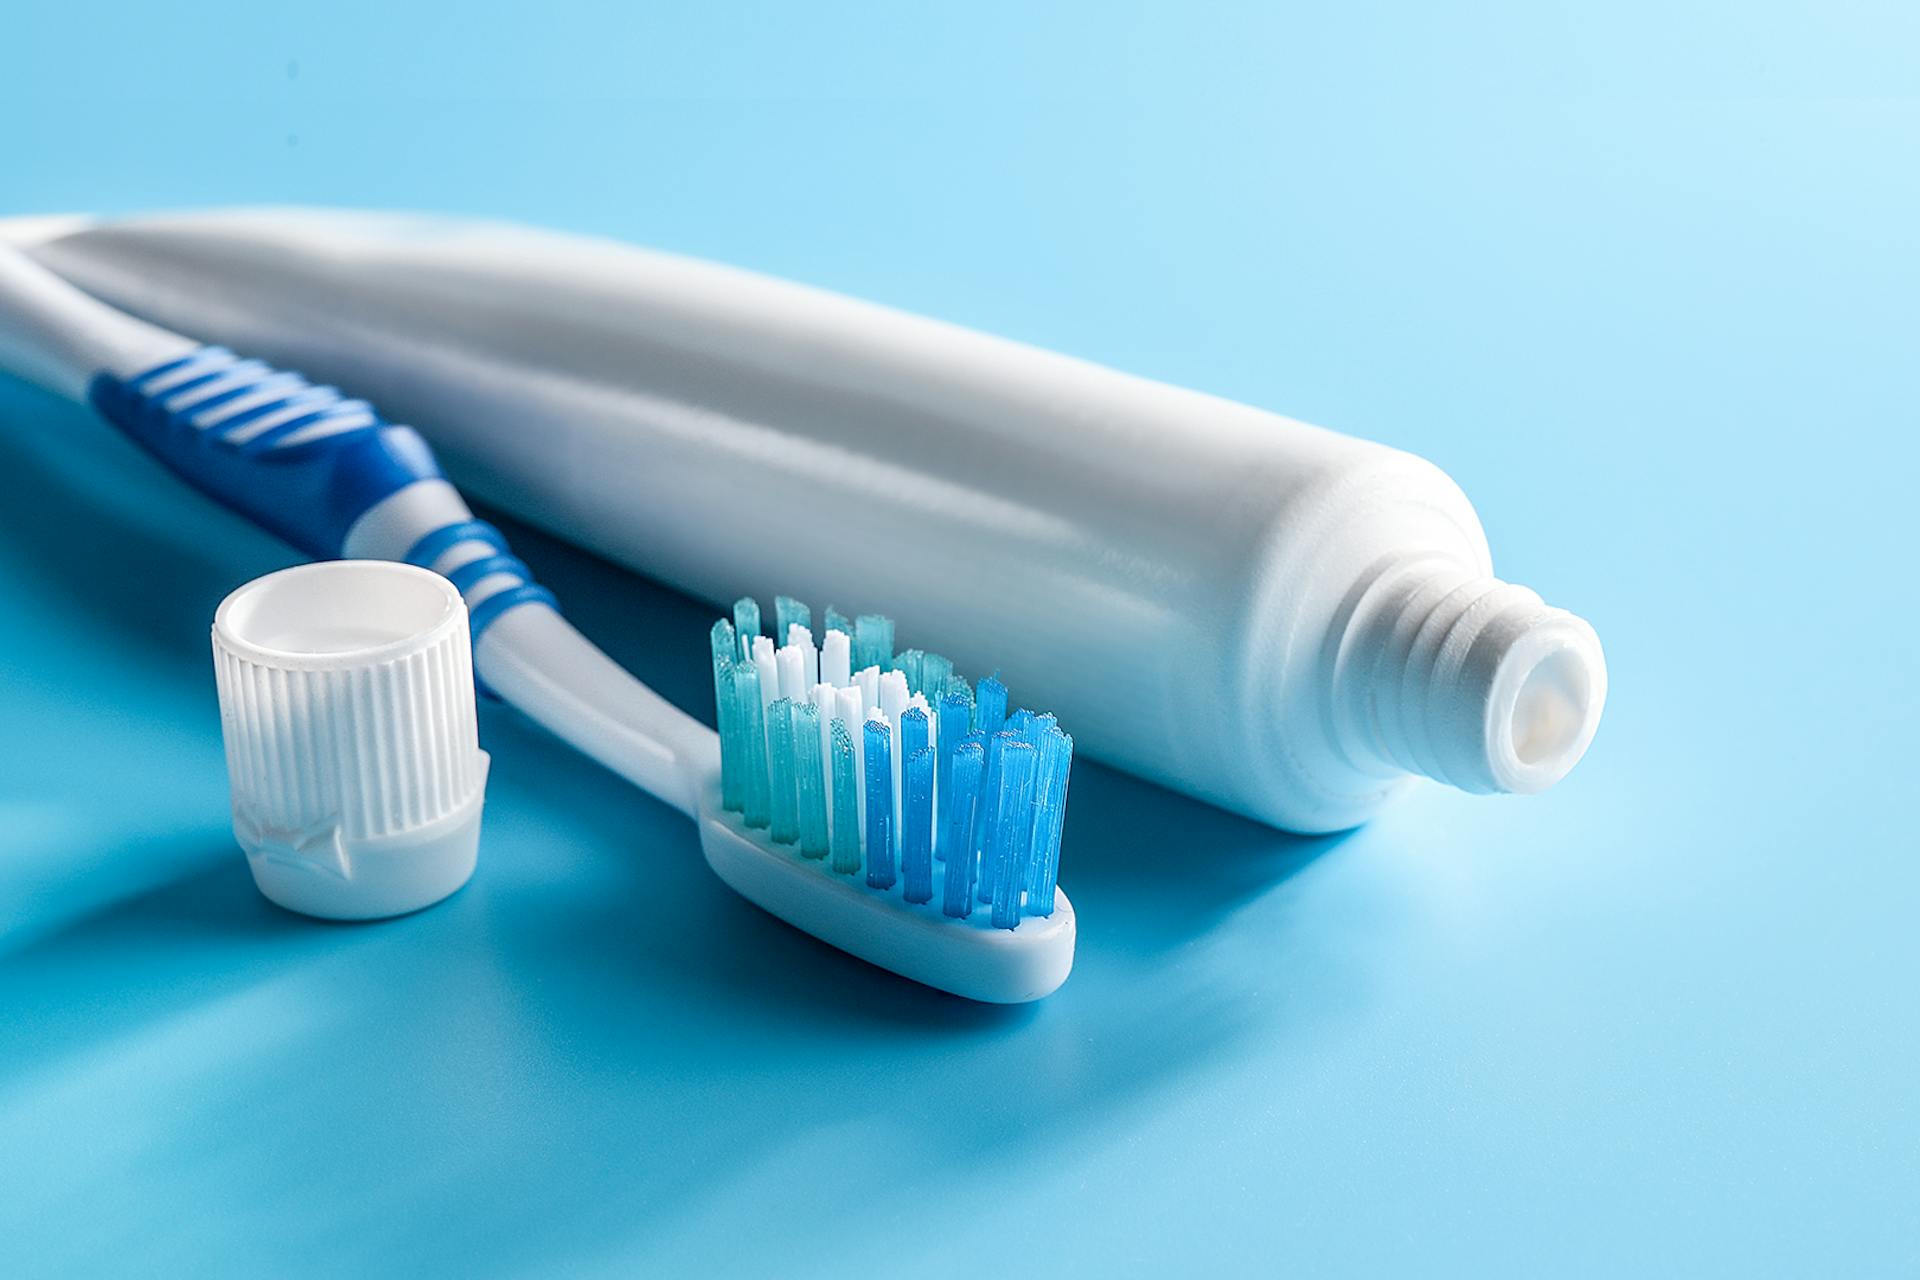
[4,5,1917,1275]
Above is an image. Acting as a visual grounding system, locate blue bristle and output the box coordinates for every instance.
[902,746,935,904]
[900,703,929,768]
[828,720,860,874]
[1025,726,1072,915]
[974,730,1012,904]
[768,698,799,844]
[863,720,895,889]
[1024,711,1058,748]
[986,739,1038,929]
[775,595,811,645]
[942,741,985,918]
[733,664,770,829]
[947,674,973,707]
[976,676,1008,736]
[1004,707,1037,743]
[793,702,829,858]
[732,597,761,659]
[936,693,971,830]
[853,614,895,672]
[824,605,853,637]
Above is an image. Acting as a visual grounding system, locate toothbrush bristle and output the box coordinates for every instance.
[942,741,984,918]
[976,676,1008,737]
[902,745,935,904]
[862,719,896,889]
[714,596,1072,929]
[793,701,830,858]
[775,595,811,645]
[768,699,800,845]
[828,720,860,875]
[733,664,771,830]
[853,614,894,672]
[986,737,1038,929]
[712,620,741,812]
[733,598,762,655]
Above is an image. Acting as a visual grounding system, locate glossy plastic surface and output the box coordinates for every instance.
[21,211,1603,831]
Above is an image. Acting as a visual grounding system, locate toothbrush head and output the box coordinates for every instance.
[700,598,1075,1003]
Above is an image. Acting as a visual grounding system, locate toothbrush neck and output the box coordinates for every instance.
[1334,554,1606,796]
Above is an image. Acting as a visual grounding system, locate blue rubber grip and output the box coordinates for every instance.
[88,347,442,559]
[91,345,562,676]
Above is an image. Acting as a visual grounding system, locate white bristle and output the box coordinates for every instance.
[878,671,908,833]
[822,629,851,688]
[855,666,880,716]
[776,644,805,700]
[812,682,837,841]
[752,641,779,715]
[834,684,864,730]
[837,685,867,841]
[787,624,819,687]
[910,693,935,753]
[878,669,909,726]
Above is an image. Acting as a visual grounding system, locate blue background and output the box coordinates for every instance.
[3,4,1916,1275]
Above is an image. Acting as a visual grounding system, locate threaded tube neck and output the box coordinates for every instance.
[1335,557,1606,795]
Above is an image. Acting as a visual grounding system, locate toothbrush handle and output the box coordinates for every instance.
[475,604,717,819]
[1,247,716,814]
[90,344,716,813]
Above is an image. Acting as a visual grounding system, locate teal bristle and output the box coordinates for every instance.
[853,614,895,671]
[793,702,829,858]
[921,653,954,701]
[768,698,799,844]
[902,746,935,904]
[1026,727,1072,914]
[986,738,1038,929]
[862,719,895,889]
[775,595,811,645]
[713,623,742,812]
[942,740,985,917]
[828,720,860,874]
[976,676,1008,737]
[732,664,771,829]
[732,596,761,659]
[710,617,736,674]
[711,596,1074,928]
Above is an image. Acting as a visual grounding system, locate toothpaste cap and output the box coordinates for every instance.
[211,560,489,920]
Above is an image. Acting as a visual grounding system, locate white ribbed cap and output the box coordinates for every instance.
[211,560,489,920]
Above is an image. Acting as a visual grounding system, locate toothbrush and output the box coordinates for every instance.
[0,244,1076,1003]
